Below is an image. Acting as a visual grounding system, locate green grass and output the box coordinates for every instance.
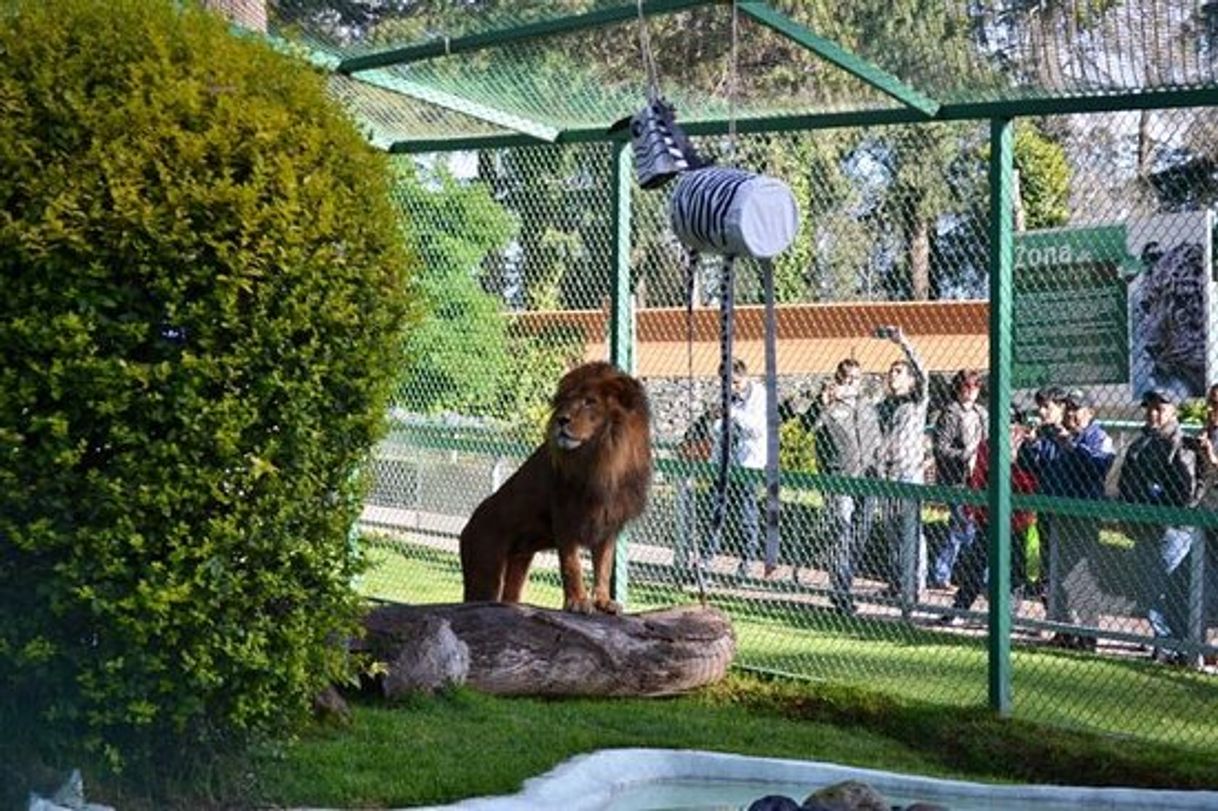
[90,536,1218,808]
[360,536,1218,752]
[243,674,1217,809]
[249,680,938,808]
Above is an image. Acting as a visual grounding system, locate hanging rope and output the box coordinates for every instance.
[710,0,782,581]
[635,0,662,102]
[707,1,742,577]
[727,0,739,168]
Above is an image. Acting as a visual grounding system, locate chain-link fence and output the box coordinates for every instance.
[361,112,1218,753]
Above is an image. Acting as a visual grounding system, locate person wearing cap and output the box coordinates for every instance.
[929,369,988,590]
[1015,386,1067,597]
[1053,387,1116,648]
[874,325,930,611]
[1117,387,1198,665]
[1017,385,1115,649]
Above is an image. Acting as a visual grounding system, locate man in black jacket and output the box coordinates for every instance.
[806,358,880,615]
[1118,387,1198,665]
[929,369,989,590]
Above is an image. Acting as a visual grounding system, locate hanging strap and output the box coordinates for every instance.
[759,258,781,572]
[683,248,708,605]
[707,256,736,578]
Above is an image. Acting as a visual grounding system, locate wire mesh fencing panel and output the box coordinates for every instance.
[364,117,1218,752]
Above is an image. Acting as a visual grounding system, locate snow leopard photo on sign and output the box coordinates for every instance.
[1129,231,1210,402]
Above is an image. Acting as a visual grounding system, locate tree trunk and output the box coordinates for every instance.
[1012,169,1027,233]
[1137,109,1154,182]
[359,602,736,697]
[909,218,931,301]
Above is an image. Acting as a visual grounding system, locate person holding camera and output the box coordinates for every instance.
[703,357,768,580]
[1019,387,1115,649]
[1118,387,1198,665]
[874,325,930,611]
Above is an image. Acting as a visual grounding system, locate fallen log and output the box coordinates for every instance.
[359,602,735,698]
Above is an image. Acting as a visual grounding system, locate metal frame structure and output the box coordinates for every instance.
[289,0,1218,717]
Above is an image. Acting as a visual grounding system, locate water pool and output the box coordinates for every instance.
[412,749,1218,811]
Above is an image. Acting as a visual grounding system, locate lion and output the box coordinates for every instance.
[459,361,652,614]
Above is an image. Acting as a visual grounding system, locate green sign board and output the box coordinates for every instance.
[1012,225,1140,389]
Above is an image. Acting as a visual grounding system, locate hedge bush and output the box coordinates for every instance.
[0,0,414,793]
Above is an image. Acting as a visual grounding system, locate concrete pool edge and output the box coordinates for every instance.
[388,748,1218,811]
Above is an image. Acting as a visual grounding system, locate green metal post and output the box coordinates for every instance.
[987,117,1015,716]
[609,141,634,373]
[609,140,634,606]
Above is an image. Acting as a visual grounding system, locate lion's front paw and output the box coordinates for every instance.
[563,596,594,614]
[594,598,621,615]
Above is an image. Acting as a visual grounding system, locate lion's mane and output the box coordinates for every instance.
[459,362,652,613]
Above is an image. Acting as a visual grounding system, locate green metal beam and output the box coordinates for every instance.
[738,1,940,118]
[356,69,561,142]
[389,133,546,154]
[336,0,716,74]
[609,142,635,375]
[942,86,1218,119]
[387,108,920,153]
[384,86,1218,152]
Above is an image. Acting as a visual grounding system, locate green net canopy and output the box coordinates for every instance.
[264,0,1218,151]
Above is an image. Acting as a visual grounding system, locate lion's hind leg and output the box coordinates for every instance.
[500,551,535,604]
[460,529,507,603]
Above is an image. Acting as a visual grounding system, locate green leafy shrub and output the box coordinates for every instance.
[0,0,413,794]
[1179,398,1205,425]
[780,419,818,473]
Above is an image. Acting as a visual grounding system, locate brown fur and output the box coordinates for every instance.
[459,362,652,614]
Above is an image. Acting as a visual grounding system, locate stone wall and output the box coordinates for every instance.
[642,371,968,444]
[643,374,824,444]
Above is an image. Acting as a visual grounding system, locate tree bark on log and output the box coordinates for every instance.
[359,602,736,697]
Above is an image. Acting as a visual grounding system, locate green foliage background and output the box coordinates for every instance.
[0,0,413,793]
[392,164,515,416]
[389,160,586,433]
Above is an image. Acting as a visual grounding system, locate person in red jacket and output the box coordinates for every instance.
[938,406,1037,624]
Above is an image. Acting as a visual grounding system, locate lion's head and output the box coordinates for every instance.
[546,362,652,488]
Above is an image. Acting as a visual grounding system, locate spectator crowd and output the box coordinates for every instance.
[676,329,1217,669]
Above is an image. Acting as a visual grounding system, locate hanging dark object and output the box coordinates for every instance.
[609,97,705,190]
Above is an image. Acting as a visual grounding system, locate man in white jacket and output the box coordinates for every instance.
[706,357,769,579]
